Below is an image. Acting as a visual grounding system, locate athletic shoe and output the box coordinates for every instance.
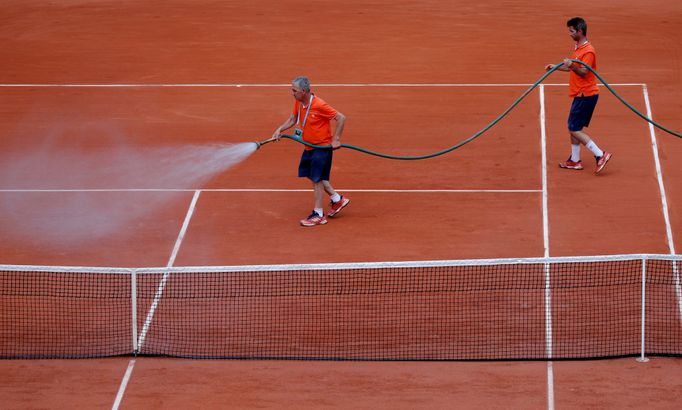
[300,211,327,227]
[559,158,584,170]
[595,152,612,174]
[328,195,350,217]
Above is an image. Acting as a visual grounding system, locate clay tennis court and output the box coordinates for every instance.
[2,0,682,409]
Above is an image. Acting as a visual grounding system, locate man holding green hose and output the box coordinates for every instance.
[546,16,612,175]
[272,76,350,226]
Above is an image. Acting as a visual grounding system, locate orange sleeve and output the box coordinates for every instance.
[291,101,299,116]
[579,51,595,69]
[316,100,338,120]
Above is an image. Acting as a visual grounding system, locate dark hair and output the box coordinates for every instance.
[567,17,587,36]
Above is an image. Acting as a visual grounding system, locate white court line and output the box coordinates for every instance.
[642,85,677,254]
[539,85,551,259]
[539,84,555,410]
[112,359,136,410]
[546,362,555,410]
[642,85,682,324]
[111,190,201,410]
[0,188,542,193]
[137,189,201,347]
[0,83,643,88]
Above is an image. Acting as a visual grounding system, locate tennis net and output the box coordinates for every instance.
[1,254,681,360]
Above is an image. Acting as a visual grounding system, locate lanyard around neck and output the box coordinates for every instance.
[297,94,315,128]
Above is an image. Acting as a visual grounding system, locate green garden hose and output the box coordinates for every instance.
[262,60,680,159]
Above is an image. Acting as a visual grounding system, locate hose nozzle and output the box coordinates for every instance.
[255,136,278,150]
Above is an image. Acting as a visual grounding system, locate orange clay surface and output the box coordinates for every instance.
[1,0,681,409]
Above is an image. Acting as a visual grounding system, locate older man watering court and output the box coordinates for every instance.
[272,76,350,227]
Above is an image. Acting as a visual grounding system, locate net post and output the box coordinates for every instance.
[637,257,649,363]
[131,268,138,354]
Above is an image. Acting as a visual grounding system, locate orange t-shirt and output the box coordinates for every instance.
[569,42,599,97]
[291,95,338,149]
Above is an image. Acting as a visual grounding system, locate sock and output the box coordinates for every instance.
[330,193,341,203]
[314,208,324,217]
[585,140,604,158]
[570,144,581,162]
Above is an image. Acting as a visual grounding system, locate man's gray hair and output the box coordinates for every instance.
[292,76,311,92]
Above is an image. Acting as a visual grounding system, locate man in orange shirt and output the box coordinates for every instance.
[545,17,612,174]
[272,76,349,226]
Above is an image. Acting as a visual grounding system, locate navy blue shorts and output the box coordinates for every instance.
[568,94,599,132]
[298,148,333,182]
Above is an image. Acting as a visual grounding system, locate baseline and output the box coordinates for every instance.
[0,188,542,193]
[0,83,644,87]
